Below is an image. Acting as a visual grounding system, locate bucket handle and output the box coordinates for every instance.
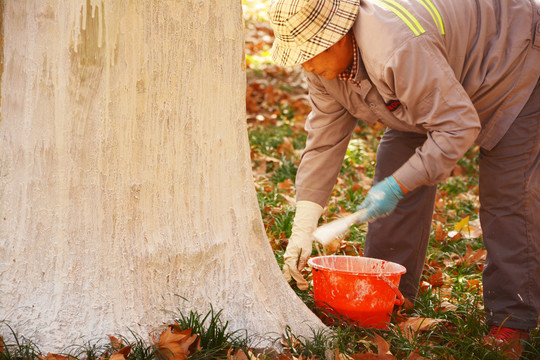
[377,275,405,306]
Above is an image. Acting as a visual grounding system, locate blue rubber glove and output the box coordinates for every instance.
[357,176,404,222]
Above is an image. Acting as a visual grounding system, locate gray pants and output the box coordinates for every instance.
[365,80,540,330]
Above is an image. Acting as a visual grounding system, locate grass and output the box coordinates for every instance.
[246,99,540,358]
[173,306,250,359]
[2,118,540,358]
[1,308,252,360]
[0,324,43,360]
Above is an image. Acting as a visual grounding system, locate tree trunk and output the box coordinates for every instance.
[0,0,323,352]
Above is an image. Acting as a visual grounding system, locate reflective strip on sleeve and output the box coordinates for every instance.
[415,0,445,34]
[377,0,426,36]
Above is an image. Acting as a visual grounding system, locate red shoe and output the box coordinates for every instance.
[482,326,530,359]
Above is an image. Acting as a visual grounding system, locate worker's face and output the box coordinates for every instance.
[301,33,354,80]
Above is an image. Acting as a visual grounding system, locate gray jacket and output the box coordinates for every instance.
[296,0,540,206]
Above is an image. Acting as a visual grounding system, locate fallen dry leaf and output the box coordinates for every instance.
[454,216,470,233]
[277,137,295,155]
[38,354,73,360]
[449,231,462,242]
[436,301,458,312]
[434,222,447,243]
[448,218,482,239]
[450,164,467,176]
[350,353,395,360]
[434,192,446,211]
[350,354,380,360]
[323,349,353,360]
[399,317,446,342]
[153,325,198,360]
[109,344,133,360]
[425,269,445,288]
[324,238,342,254]
[460,245,487,267]
[227,348,249,360]
[467,278,483,291]
[463,218,482,238]
[349,334,396,360]
[406,352,428,360]
[374,333,392,356]
[108,335,123,349]
[278,178,294,191]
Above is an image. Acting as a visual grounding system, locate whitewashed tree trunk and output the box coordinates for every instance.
[0,0,323,352]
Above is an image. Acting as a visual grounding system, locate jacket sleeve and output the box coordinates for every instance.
[368,35,481,191]
[295,73,358,207]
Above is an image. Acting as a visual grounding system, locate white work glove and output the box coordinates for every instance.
[282,200,323,290]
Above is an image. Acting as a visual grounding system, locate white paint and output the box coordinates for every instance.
[0,0,324,352]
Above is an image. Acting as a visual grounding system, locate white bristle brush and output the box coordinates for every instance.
[312,208,368,246]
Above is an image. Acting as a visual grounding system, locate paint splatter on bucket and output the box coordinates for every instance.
[308,255,406,329]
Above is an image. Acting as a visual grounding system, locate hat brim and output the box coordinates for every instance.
[270,0,360,66]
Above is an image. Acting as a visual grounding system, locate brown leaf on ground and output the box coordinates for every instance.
[252,160,267,176]
[252,152,283,166]
[350,354,380,360]
[425,269,445,288]
[451,165,467,176]
[278,179,295,192]
[419,280,432,293]
[374,333,392,356]
[153,325,198,360]
[0,337,4,354]
[108,335,123,349]
[277,137,295,156]
[442,253,461,268]
[459,245,487,267]
[398,317,446,342]
[38,354,74,360]
[467,278,482,291]
[463,218,482,238]
[322,238,342,254]
[434,222,447,244]
[227,348,250,360]
[406,352,429,360]
[351,183,362,192]
[435,301,458,312]
[110,345,133,360]
[434,193,445,211]
[432,213,447,224]
[348,334,396,359]
[273,355,295,360]
[110,353,126,360]
[341,241,364,256]
[350,353,395,360]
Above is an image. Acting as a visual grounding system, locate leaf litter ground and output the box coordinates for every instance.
[242,1,540,359]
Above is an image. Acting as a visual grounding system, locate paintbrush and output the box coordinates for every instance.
[312,208,368,246]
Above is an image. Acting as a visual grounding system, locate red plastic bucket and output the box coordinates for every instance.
[308,255,406,329]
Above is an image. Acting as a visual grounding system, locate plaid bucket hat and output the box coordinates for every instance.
[268,0,360,66]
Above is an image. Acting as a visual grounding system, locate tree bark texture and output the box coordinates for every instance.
[0,0,323,351]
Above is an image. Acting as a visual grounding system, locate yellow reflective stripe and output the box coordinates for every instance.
[416,0,445,34]
[378,0,425,36]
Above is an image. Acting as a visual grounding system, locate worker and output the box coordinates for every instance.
[267,0,540,356]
